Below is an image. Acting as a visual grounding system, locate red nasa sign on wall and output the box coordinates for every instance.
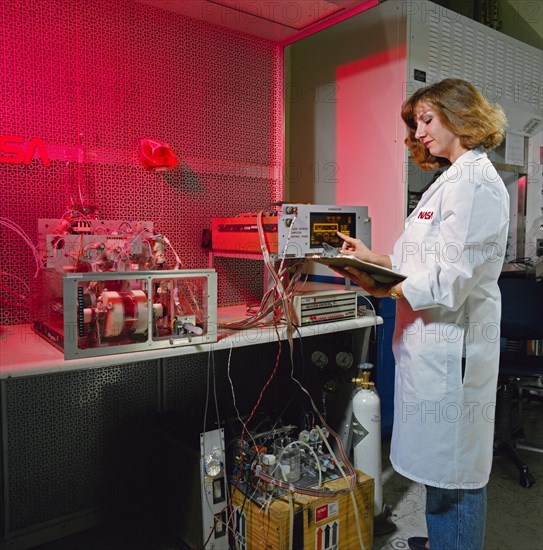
[0,135,50,166]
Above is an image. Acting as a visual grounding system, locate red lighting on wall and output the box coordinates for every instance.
[1,0,284,324]
[336,44,407,254]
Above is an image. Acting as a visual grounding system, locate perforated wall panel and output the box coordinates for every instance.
[161,337,329,434]
[163,344,294,432]
[1,361,160,535]
[0,0,283,325]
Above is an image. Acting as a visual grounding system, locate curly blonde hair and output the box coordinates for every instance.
[401,78,507,170]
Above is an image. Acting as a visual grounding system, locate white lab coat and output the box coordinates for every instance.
[389,148,509,489]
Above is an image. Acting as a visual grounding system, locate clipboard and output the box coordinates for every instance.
[311,255,407,284]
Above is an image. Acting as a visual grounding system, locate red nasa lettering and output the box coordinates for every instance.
[0,135,50,166]
[417,210,434,220]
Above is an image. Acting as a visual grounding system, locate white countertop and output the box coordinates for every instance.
[0,311,381,379]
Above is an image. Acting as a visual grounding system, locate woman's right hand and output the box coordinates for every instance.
[337,231,373,262]
[336,231,392,269]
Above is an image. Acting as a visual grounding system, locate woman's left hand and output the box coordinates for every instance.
[331,266,395,298]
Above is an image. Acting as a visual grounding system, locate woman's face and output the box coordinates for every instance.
[413,102,467,163]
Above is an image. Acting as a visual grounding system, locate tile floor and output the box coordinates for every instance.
[34,400,543,550]
[375,398,543,550]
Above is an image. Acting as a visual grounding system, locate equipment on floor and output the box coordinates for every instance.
[151,417,229,550]
[200,429,229,549]
[351,363,396,535]
[229,421,373,549]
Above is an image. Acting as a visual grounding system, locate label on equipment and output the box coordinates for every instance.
[351,412,369,447]
[77,286,85,337]
[315,501,339,523]
[414,68,427,82]
[315,519,340,550]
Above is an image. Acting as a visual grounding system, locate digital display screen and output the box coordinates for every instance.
[309,212,356,248]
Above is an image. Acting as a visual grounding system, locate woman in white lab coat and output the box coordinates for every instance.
[336,79,509,550]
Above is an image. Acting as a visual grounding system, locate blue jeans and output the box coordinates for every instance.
[425,485,487,550]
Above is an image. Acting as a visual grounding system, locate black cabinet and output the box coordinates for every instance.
[370,297,397,436]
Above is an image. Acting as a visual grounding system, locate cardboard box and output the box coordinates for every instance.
[231,470,373,549]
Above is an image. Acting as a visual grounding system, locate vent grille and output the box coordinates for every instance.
[426,16,542,110]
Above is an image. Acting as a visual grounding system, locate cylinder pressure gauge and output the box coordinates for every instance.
[204,447,223,477]
[311,350,329,369]
[335,351,354,369]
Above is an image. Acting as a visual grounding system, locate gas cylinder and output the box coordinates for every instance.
[351,363,382,516]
